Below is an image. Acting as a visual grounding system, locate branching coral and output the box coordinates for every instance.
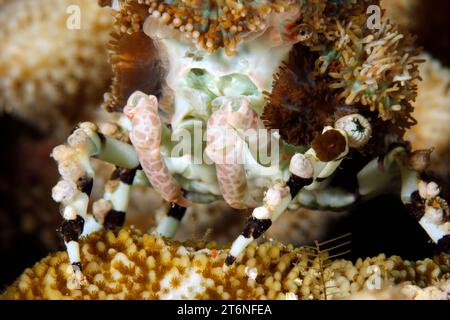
[1,228,448,300]
[0,0,113,133]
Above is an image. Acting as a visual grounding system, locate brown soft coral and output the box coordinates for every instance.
[102,2,163,113]
[262,44,356,146]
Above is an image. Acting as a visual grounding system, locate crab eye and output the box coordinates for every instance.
[335,114,372,149]
[297,24,314,42]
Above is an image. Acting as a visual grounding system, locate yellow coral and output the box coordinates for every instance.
[2,228,448,300]
[0,0,113,133]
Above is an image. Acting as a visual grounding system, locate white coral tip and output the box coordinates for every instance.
[52,180,77,203]
[63,206,78,220]
[426,182,440,198]
[289,153,314,179]
[253,206,270,220]
[265,188,282,208]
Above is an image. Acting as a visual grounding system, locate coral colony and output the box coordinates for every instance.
[47,0,449,290]
[2,228,449,299]
[0,0,113,132]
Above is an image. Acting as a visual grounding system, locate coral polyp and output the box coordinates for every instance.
[2,228,448,300]
[41,0,450,291]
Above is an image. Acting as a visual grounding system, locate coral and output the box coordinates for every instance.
[315,14,420,125]
[404,54,450,191]
[0,0,113,133]
[380,0,419,31]
[262,10,420,151]
[262,45,356,147]
[110,0,294,55]
[1,228,448,300]
[349,280,449,300]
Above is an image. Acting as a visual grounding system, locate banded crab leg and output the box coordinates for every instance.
[90,166,137,233]
[292,145,450,251]
[124,91,191,237]
[51,122,140,288]
[226,126,351,265]
[357,145,450,251]
[205,97,261,209]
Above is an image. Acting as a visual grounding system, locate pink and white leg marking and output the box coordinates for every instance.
[124,92,190,207]
[206,98,262,209]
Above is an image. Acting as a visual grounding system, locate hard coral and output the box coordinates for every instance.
[2,228,448,300]
[0,0,113,133]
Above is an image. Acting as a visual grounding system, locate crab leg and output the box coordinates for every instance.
[51,121,142,288]
[205,97,261,209]
[89,166,137,234]
[124,91,191,237]
[226,182,292,265]
[357,145,450,251]
[51,122,100,288]
[226,127,351,265]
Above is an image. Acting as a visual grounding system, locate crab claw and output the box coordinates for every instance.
[126,91,191,207]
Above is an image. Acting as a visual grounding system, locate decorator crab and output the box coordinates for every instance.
[51,0,450,288]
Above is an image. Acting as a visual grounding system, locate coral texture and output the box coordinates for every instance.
[0,0,113,132]
[349,281,449,300]
[405,54,450,190]
[380,0,418,31]
[2,228,448,300]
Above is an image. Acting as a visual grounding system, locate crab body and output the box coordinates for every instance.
[51,0,449,288]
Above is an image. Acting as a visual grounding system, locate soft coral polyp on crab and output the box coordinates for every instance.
[51,0,449,287]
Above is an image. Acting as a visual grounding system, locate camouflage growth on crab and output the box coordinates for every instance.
[50,0,449,287]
